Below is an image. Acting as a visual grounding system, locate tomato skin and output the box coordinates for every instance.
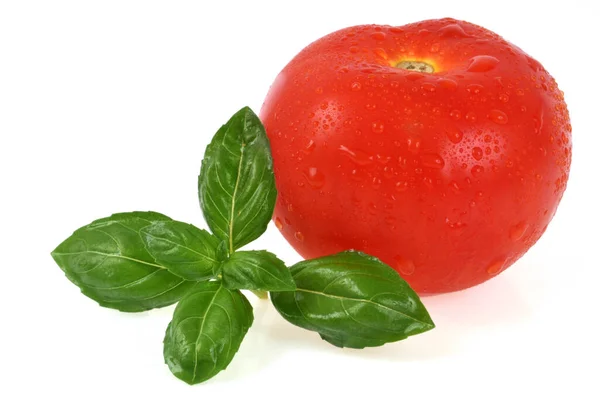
[260,19,571,294]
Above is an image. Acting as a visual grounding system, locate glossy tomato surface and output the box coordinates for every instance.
[260,18,571,294]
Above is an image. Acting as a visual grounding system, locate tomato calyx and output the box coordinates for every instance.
[396,60,435,73]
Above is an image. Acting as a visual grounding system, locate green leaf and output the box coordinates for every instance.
[140,220,220,281]
[222,251,295,292]
[164,281,253,385]
[51,212,197,312]
[270,251,435,349]
[198,107,277,253]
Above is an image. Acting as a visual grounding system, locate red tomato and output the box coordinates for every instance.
[260,19,571,294]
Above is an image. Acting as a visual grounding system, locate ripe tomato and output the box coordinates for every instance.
[260,19,571,294]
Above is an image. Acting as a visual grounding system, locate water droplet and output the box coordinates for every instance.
[394,255,415,275]
[472,147,483,160]
[372,177,382,189]
[407,137,421,154]
[430,43,440,53]
[445,218,467,231]
[370,31,386,41]
[274,217,283,230]
[394,71,420,83]
[284,217,291,225]
[315,86,323,94]
[445,125,464,143]
[487,259,507,276]
[421,82,436,92]
[339,145,373,165]
[438,78,458,90]
[395,181,408,192]
[466,111,477,122]
[471,165,484,176]
[466,84,483,94]
[467,55,500,72]
[374,47,388,59]
[450,109,462,120]
[437,24,471,38]
[489,109,508,125]
[303,167,325,189]
[303,139,316,154]
[421,153,445,169]
[294,231,305,242]
[509,222,529,241]
[287,203,294,212]
[498,93,509,102]
[351,81,362,91]
[371,121,385,134]
[449,180,460,193]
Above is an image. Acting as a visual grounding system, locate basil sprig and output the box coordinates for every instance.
[51,107,435,385]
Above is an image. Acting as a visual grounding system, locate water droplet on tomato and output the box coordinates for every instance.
[437,24,470,38]
[372,177,382,189]
[303,167,325,189]
[303,139,316,154]
[509,222,529,241]
[405,72,425,81]
[472,147,483,160]
[450,109,462,120]
[339,145,373,165]
[466,111,477,122]
[471,165,484,176]
[407,137,421,154]
[395,180,408,192]
[394,255,415,275]
[438,78,458,90]
[430,43,440,53]
[466,84,483,94]
[487,259,506,276]
[274,217,283,231]
[449,180,460,193]
[421,82,436,92]
[370,31,386,41]
[421,153,445,169]
[372,121,385,134]
[467,55,499,72]
[489,109,508,125]
[351,81,362,91]
[284,217,291,225]
[294,231,305,242]
[445,125,464,143]
[374,47,388,59]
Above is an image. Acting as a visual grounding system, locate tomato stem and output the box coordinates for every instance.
[396,60,434,73]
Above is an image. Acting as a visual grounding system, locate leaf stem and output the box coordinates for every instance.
[250,290,268,299]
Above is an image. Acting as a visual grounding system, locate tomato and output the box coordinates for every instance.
[259,18,571,294]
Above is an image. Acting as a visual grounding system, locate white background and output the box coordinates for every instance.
[1,1,598,397]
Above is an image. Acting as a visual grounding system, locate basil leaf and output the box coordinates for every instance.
[198,107,277,253]
[222,251,295,292]
[51,212,196,312]
[164,281,253,385]
[270,251,435,349]
[140,220,220,281]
